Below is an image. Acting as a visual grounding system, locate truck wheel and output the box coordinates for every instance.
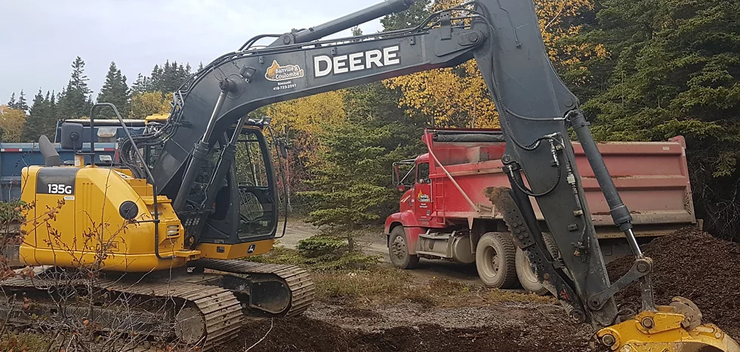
[475,232,517,289]
[516,248,549,295]
[515,233,559,295]
[389,226,419,269]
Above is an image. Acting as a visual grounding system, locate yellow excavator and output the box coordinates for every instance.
[2,0,738,351]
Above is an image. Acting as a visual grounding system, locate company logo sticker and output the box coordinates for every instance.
[265,60,305,82]
[417,190,430,203]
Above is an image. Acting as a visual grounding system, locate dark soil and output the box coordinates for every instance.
[228,228,739,352]
[607,227,740,337]
[231,315,592,352]
[329,307,384,320]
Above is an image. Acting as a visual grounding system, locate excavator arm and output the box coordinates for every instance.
[121,1,739,350]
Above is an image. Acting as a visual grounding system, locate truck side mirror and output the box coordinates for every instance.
[60,122,84,151]
[392,164,401,185]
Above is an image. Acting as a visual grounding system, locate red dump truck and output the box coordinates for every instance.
[385,129,697,294]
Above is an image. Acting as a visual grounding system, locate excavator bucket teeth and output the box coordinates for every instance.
[597,301,740,352]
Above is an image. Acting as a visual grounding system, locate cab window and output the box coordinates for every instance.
[416,162,430,184]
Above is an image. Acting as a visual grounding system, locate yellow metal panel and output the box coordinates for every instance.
[198,239,274,260]
[19,246,190,272]
[597,308,740,352]
[144,114,169,124]
[20,165,189,272]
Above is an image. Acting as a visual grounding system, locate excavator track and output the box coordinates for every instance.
[0,260,314,350]
[190,259,315,317]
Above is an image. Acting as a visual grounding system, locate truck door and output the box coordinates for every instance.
[414,162,433,223]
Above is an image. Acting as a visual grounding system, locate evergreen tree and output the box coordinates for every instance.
[380,0,430,31]
[131,73,151,95]
[5,91,27,113]
[16,90,28,113]
[7,93,16,109]
[58,56,93,119]
[135,61,194,95]
[97,61,130,118]
[296,4,431,236]
[22,90,56,142]
[578,0,740,240]
[298,82,425,246]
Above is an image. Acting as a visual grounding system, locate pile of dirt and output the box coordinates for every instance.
[228,228,740,351]
[607,228,740,336]
[231,315,591,352]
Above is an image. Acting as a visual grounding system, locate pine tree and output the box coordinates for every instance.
[577,0,740,240]
[149,64,163,92]
[97,61,130,118]
[7,93,16,109]
[131,73,151,95]
[380,0,430,31]
[16,90,28,113]
[58,56,93,119]
[296,82,425,246]
[22,90,56,142]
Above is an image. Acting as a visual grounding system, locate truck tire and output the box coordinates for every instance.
[475,232,517,289]
[515,233,558,295]
[389,226,419,269]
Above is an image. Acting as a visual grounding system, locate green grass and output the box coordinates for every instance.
[245,240,381,271]
[314,268,411,301]
[247,242,556,307]
[401,277,555,308]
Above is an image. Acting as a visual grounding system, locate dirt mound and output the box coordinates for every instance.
[607,228,740,336]
[232,315,591,352]
[229,228,740,351]
[234,316,359,351]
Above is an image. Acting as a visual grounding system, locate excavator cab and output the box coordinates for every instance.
[196,125,278,245]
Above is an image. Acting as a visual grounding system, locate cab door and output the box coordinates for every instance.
[413,162,433,224]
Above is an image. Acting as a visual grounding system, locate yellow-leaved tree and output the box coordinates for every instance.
[266,91,347,192]
[129,91,173,119]
[267,91,347,163]
[0,105,27,142]
[385,0,606,128]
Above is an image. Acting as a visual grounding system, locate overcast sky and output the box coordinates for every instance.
[0,0,385,104]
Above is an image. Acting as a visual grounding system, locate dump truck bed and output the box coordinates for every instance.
[425,131,695,238]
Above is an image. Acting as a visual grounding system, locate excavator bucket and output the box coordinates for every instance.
[597,298,740,352]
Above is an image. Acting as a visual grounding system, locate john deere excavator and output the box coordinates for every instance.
[2,0,738,351]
